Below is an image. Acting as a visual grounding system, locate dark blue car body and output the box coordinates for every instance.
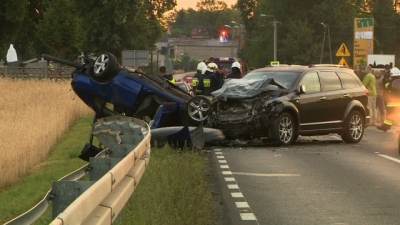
[71,69,192,129]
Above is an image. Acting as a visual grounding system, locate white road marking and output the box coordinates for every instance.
[217,155,225,159]
[218,160,227,164]
[240,213,257,221]
[222,171,233,175]
[227,184,239,189]
[220,165,230,169]
[224,177,236,182]
[235,202,250,208]
[232,172,300,177]
[231,192,244,198]
[377,153,400,164]
[215,152,223,155]
[214,148,222,151]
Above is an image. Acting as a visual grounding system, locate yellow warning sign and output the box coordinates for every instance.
[338,57,349,67]
[336,43,351,57]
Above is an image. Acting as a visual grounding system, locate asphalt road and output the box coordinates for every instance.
[212,128,400,225]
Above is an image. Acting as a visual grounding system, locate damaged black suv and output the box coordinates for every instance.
[193,65,369,146]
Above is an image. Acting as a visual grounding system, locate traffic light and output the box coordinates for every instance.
[219,29,229,43]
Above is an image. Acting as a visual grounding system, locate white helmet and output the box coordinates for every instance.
[232,61,241,69]
[207,62,218,72]
[197,62,207,74]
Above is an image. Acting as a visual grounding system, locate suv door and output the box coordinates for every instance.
[318,71,346,126]
[296,72,324,130]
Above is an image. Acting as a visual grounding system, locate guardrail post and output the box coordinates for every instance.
[51,181,93,218]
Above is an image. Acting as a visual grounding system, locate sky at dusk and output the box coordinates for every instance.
[177,0,237,9]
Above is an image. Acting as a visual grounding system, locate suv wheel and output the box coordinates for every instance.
[341,110,364,143]
[271,112,297,146]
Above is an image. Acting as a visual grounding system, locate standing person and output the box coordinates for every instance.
[207,62,224,93]
[192,62,207,95]
[227,62,242,79]
[159,66,175,84]
[376,70,386,126]
[362,66,377,125]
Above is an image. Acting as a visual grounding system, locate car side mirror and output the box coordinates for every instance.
[298,85,307,94]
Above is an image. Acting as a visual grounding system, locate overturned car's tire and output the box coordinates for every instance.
[341,110,364,143]
[187,96,212,122]
[270,112,297,146]
[92,53,120,82]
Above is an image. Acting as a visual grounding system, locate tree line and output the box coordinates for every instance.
[237,0,400,68]
[0,0,176,61]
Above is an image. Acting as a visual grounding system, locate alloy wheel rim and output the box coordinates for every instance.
[279,116,293,144]
[349,113,363,140]
[188,98,210,122]
[94,54,110,75]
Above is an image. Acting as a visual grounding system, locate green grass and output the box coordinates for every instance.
[0,117,92,223]
[115,149,216,225]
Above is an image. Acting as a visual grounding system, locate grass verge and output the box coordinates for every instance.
[115,148,216,225]
[0,117,92,223]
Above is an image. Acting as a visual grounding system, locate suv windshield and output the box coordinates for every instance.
[243,71,301,89]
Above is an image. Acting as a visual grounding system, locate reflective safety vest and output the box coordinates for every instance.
[192,78,199,87]
[168,78,176,85]
[203,78,211,88]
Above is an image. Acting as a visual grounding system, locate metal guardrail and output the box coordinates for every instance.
[4,116,151,225]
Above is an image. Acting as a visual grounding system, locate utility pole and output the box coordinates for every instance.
[320,22,333,64]
[327,24,333,64]
[320,23,327,64]
[261,14,280,62]
[272,19,279,61]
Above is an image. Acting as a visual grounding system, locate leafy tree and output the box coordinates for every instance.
[238,0,381,67]
[36,0,83,59]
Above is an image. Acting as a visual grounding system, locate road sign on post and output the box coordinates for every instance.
[338,58,349,67]
[354,18,374,70]
[336,43,351,57]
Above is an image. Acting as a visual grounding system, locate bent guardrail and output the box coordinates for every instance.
[4,116,151,225]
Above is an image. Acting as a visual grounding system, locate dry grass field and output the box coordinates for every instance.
[0,78,92,187]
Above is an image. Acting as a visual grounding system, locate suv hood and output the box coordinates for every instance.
[212,78,284,99]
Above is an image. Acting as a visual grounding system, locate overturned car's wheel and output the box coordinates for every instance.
[341,110,364,143]
[187,96,212,122]
[270,112,297,146]
[92,53,120,82]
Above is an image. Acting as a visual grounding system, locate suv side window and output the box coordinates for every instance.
[340,72,362,89]
[319,71,342,91]
[300,72,321,93]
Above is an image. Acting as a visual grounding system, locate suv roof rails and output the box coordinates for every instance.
[309,64,345,68]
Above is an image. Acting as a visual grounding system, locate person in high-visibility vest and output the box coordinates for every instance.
[159,66,176,84]
[192,62,207,95]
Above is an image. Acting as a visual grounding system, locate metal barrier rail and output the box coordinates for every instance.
[4,116,151,225]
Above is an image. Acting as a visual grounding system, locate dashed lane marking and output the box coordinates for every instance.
[217,155,225,159]
[227,184,239,189]
[240,213,257,221]
[224,177,236,182]
[218,160,227,164]
[215,152,223,155]
[232,172,300,177]
[235,202,250,208]
[222,171,233,175]
[231,192,244,198]
[220,165,230,169]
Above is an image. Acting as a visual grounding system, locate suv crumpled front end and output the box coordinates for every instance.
[207,78,286,139]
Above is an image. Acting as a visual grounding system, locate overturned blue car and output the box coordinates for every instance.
[43,53,223,157]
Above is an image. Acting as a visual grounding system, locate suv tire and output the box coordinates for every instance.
[271,112,297,146]
[341,110,365,143]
